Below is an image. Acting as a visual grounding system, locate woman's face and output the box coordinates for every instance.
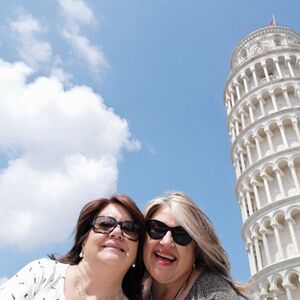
[82,203,138,271]
[143,204,196,285]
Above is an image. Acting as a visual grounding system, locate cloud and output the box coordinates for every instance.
[0,58,139,249]
[57,0,95,25]
[62,30,109,72]
[9,14,52,67]
[0,277,8,285]
[57,0,109,73]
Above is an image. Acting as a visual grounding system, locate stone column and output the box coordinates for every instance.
[242,75,249,94]
[230,90,236,108]
[234,81,241,100]
[244,139,253,165]
[248,104,255,122]
[240,110,246,129]
[253,133,262,159]
[278,122,289,148]
[289,161,300,191]
[260,228,272,265]
[274,167,286,198]
[253,233,263,270]
[234,119,240,136]
[286,217,300,254]
[240,192,249,219]
[262,173,272,204]
[286,58,295,77]
[274,58,283,78]
[238,148,246,171]
[283,89,292,107]
[271,222,284,259]
[292,119,300,142]
[245,191,254,215]
[258,97,266,117]
[270,91,278,111]
[251,67,258,87]
[251,180,261,209]
[265,127,274,152]
[262,63,270,82]
[283,282,294,300]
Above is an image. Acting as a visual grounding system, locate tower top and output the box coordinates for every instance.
[230,26,300,70]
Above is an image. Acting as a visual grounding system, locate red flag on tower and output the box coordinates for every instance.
[269,15,276,26]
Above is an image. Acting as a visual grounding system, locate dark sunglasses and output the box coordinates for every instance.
[93,216,140,241]
[146,219,192,246]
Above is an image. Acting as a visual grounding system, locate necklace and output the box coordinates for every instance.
[76,265,86,300]
[150,267,195,300]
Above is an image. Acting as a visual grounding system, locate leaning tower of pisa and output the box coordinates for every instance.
[224,24,300,299]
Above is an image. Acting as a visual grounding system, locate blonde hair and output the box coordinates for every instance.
[144,191,250,299]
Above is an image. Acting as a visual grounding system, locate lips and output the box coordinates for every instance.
[103,242,125,252]
[154,250,176,263]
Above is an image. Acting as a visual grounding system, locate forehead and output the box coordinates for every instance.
[151,204,180,227]
[98,203,132,220]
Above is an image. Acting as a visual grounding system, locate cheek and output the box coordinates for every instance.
[143,236,154,263]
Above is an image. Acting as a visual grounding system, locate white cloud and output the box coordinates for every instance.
[9,14,52,67]
[0,58,139,249]
[0,277,8,285]
[62,30,109,72]
[57,0,95,25]
[57,0,109,73]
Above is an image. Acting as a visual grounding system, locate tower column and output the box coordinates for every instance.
[258,97,266,117]
[242,75,249,94]
[289,161,300,190]
[262,173,272,204]
[253,234,263,270]
[292,119,300,142]
[283,89,292,107]
[250,67,258,87]
[278,122,289,147]
[274,167,286,198]
[274,58,283,78]
[286,58,295,77]
[265,127,274,152]
[260,229,271,265]
[271,222,284,259]
[286,217,299,254]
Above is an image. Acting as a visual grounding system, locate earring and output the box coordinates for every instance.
[132,263,136,268]
[79,251,83,258]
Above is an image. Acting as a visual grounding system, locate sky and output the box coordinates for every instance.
[0,0,300,284]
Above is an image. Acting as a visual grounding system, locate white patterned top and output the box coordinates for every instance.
[0,258,69,300]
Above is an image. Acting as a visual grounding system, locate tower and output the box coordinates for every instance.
[224,25,300,299]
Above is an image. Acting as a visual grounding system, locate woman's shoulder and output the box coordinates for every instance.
[187,270,239,300]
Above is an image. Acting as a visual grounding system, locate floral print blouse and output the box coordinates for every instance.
[0,258,69,299]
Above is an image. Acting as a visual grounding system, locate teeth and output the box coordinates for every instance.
[155,252,176,261]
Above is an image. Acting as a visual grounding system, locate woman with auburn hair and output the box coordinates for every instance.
[0,195,146,300]
[143,191,249,300]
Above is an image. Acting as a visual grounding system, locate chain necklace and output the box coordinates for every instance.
[150,276,188,300]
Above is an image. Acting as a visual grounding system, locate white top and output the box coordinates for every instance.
[0,258,69,300]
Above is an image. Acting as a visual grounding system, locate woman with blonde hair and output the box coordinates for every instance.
[143,191,249,299]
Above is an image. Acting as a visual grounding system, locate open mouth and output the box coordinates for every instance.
[154,251,176,262]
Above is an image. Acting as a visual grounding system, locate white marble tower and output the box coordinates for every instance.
[224,24,300,299]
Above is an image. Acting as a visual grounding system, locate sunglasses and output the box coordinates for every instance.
[146,219,192,246]
[93,216,140,241]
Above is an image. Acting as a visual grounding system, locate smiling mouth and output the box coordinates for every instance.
[154,251,176,262]
[103,245,125,252]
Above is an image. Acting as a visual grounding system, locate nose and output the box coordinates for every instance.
[159,230,175,246]
[108,224,123,239]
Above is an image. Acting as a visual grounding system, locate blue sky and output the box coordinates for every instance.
[0,0,299,284]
